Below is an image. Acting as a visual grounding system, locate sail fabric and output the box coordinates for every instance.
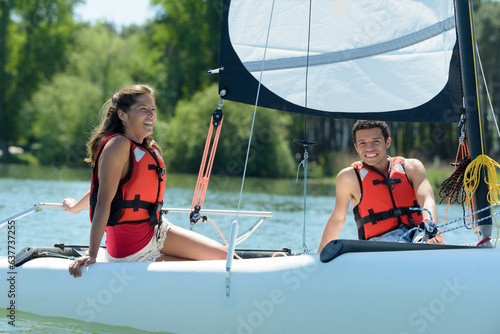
[219,0,462,122]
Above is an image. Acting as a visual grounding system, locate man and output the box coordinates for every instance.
[317,120,442,252]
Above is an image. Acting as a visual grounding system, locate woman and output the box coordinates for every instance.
[65,85,227,278]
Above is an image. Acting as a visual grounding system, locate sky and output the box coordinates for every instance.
[73,0,157,29]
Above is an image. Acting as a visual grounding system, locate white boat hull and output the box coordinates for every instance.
[1,242,499,333]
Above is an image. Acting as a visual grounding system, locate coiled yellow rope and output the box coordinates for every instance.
[464,154,500,206]
[464,154,500,247]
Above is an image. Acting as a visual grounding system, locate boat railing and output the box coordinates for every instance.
[0,203,273,245]
[162,207,272,245]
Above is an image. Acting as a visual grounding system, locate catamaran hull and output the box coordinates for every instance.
[1,245,499,333]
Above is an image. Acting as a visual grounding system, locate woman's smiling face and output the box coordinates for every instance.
[120,93,156,143]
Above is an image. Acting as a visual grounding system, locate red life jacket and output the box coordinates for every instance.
[90,133,166,227]
[352,156,422,240]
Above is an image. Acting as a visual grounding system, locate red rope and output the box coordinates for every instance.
[190,113,224,217]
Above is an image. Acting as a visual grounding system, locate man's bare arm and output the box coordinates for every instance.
[317,168,358,252]
[405,159,438,223]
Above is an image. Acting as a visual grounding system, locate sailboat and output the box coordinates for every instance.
[2,0,500,333]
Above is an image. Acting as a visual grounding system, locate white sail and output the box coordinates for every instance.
[220,0,461,121]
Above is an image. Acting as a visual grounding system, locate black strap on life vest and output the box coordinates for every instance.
[362,159,402,191]
[148,164,165,179]
[355,204,420,229]
[372,177,401,190]
[143,147,165,227]
[114,195,164,227]
[91,192,164,227]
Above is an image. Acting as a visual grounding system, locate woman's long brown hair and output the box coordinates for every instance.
[85,85,163,166]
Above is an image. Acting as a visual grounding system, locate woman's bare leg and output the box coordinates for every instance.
[160,225,227,260]
[155,254,188,262]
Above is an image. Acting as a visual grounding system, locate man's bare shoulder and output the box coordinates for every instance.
[404,158,427,174]
[337,165,357,180]
[333,165,361,205]
[335,165,359,194]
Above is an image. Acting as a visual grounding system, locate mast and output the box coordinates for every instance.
[455,0,492,245]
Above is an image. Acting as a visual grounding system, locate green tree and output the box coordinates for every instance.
[22,24,161,166]
[23,74,100,166]
[148,0,221,111]
[0,0,79,161]
[67,24,158,103]
[164,84,295,178]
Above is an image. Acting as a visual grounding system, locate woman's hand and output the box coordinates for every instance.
[62,198,80,214]
[62,190,90,214]
[68,255,96,278]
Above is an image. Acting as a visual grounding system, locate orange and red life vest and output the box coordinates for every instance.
[352,156,423,240]
[89,133,166,227]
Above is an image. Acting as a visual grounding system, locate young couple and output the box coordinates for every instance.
[64,85,440,278]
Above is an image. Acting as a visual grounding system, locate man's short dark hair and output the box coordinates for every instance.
[352,120,390,143]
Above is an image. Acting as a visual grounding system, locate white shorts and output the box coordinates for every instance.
[106,217,172,263]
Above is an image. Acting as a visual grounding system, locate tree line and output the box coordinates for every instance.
[0,0,499,178]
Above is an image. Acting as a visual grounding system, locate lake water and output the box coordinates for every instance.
[0,164,487,332]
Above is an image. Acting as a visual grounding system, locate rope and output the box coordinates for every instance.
[440,128,471,237]
[441,210,500,235]
[190,96,224,228]
[439,156,470,205]
[473,21,500,248]
[398,203,500,244]
[464,29,500,206]
[204,218,241,259]
[494,207,499,249]
[299,150,309,253]
[225,1,276,271]
[207,218,228,246]
[233,0,276,222]
[438,201,500,234]
[463,154,500,207]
